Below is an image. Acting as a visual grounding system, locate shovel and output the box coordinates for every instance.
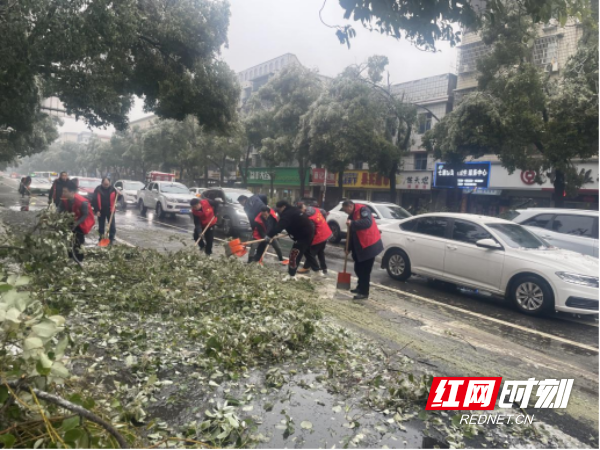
[336,225,351,290]
[98,193,119,247]
[258,233,287,265]
[226,238,265,257]
[194,215,216,247]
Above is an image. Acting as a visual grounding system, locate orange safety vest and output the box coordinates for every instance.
[192,199,216,228]
[352,203,381,249]
[62,194,95,235]
[307,208,332,245]
[253,209,278,240]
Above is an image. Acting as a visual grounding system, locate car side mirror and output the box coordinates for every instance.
[476,238,502,250]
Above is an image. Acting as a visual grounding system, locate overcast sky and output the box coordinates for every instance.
[60,0,457,135]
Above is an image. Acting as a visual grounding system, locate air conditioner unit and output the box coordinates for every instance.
[551,61,559,72]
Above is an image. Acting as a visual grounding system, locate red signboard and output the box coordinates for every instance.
[312,168,336,186]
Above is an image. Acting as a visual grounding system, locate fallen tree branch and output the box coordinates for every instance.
[5,382,129,448]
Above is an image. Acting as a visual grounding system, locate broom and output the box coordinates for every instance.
[336,225,351,290]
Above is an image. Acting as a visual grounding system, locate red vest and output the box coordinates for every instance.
[192,199,216,228]
[62,194,95,235]
[253,209,278,240]
[352,204,381,249]
[96,189,116,212]
[307,208,332,245]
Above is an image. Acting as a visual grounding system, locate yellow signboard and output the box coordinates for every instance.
[341,170,401,190]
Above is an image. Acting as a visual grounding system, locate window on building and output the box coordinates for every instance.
[457,41,491,73]
[533,36,558,68]
[414,153,428,170]
[418,114,432,134]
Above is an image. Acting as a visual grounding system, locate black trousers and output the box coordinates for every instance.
[253,239,284,262]
[69,227,86,262]
[288,241,311,276]
[303,240,327,271]
[194,226,214,255]
[97,212,116,241]
[353,252,375,296]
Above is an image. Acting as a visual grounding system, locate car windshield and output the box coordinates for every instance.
[224,190,254,204]
[124,181,144,190]
[78,179,100,188]
[487,223,549,249]
[376,204,412,220]
[160,183,189,194]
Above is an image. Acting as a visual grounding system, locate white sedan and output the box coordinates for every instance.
[327,200,412,243]
[378,213,599,316]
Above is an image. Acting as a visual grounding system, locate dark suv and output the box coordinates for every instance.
[201,188,255,236]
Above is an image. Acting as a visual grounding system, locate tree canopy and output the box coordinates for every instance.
[423,4,598,206]
[331,0,591,50]
[1,0,240,162]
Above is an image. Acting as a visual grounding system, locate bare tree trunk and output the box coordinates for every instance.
[220,154,226,185]
[388,161,398,204]
[298,161,307,198]
[204,164,209,188]
[337,170,344,202]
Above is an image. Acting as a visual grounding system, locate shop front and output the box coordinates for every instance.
[246,167,310,201]
[397,171,433,213]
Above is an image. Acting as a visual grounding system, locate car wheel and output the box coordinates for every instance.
[328,221,342,244]
[138,200,147,216]
[385,249,411,281]
[156,202,166,219]
[222,217,232,236]
[510,275,554,316]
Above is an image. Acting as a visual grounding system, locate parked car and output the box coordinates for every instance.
[189,187,208,198]
[75,177,102,201]
[201,188,255,236]
[511,208,599,258]
[28,178,51,195]
[137,181,195,219]
[378,213,599,316]
[327,200,412,243]
[114,180,145,209]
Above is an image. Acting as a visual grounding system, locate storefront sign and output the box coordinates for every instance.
[468,188,502,195]
[343,171,400,189]
[247,168,309,187]
[434,162,491,189]
[489,162,599,191]
[311,168,336,186]
[398,172,431,190]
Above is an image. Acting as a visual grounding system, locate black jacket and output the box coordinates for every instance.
[92,185,117,215]
[243,194,267,228]
[269,206,314,243]
[49,178,69,205]
[348,207,384,262]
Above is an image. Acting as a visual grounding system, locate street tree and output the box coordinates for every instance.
[299,68,393,198]
[246,65,324,196]
[423,6,598,207]
[327,0,589,50]
[1,0,240,162]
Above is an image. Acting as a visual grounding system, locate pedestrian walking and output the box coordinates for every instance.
[190,197,218,256]
[267,200,314,281]
[49,172,70,207]
[92,178,118,245]
[58,181,95,262]
[297,202,332,276]
[341,200,383,300]
[251,206,286,263]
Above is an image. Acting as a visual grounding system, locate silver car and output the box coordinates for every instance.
[512,208,599,258]
[201,188,255,236]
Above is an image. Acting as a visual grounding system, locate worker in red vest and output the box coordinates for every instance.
[297,202,332,276]
[92,178,118,245]
[251,206,286,263]
[190,198,218,256]
[58,180,95,262]
[341,200,383,300]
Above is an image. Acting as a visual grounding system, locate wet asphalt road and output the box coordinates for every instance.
[3,179,599,445]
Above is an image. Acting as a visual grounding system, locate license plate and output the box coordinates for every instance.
[180,209,190,214]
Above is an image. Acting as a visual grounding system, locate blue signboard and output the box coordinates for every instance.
[433,162,491,189]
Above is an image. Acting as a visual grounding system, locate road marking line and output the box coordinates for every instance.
[115,237,136,248]
[368,281,599,353]
[129,212,599,346]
